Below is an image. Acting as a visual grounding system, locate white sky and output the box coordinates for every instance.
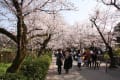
[61,0,105,25]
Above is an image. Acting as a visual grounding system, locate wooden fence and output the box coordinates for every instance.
[0,51,15,63]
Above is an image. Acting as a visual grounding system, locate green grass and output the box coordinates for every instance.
[0,63,11,75]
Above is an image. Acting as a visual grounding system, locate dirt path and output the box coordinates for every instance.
[45,55,120,80]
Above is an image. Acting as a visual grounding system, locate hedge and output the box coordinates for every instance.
[0,52,52,80]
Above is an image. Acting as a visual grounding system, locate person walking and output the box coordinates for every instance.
[82,49,91,67]
[56,49,64,74]
[64,49,73,74]
[77,50,82,70]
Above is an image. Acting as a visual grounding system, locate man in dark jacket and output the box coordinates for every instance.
[56,49,63,74]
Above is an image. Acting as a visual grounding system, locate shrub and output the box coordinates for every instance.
[0,73,26,80]
[104,53,110,60]
[103,51,110,61]
[20,53,52,80]
[114,48,120,56]
[0,63,26,80]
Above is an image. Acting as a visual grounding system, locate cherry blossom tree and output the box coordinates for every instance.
[0,0,75,73]
[90,9,118,68]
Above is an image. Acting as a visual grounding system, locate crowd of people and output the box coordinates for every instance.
[53,47,103,75]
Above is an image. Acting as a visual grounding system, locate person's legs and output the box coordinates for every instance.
[88,59,91,68]
[78,63,81,68]
[78,63,82,70]
[92,60,95,69]
[65,69,69,74]
[93,60,97,69]
[96,60,100,69]
[94,60,98,69]
[83,60,87,67]
[58,66,61,74]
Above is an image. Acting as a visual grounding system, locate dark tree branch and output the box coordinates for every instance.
[114,3,120,10]
[101,0,114,5]
[23,0,75,16]
[38,34,52,56]
[24,7,75,16]
[23,0,50,16]
[20,0,24,7]
[27,33,48,43]
[35,41,43,46]
[39,0,50,9]
[12,0,22,17]
[3,0,16,15]
[0,28,17,43]
[22,0,33,9]
[101,0,120,10]
[27,28,43,34]
[90,19,108,46]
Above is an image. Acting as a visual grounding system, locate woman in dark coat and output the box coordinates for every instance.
[64,50,73,74]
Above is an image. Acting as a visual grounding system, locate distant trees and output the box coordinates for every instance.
[72,23,94,48]
[0,34,16,49]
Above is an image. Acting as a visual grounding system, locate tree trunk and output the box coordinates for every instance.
[38,47,45,57]
[91,21,116,68]
[6,48,26,73]
[38,34,51,57]
[6,17,27,73]
[107,45,116,68]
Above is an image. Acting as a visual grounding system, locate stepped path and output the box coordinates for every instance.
[45,55,120,80]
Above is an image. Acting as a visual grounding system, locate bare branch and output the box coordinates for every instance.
[39,0,50,9]
[27,28,43,34]
[12,0,22,17]
[35,41,42,46]
[90,18,108,46]
[0,12,8,18]
[3,0,16,15]
[27,33,48,42]
[23,0,75,16]
[22,0,33,9]
[101,0,113,5]
[0,28,17,43]
[23,0,50,16]
[114,3,120,10]
[20,0,24,7]
[101,0,120,10]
